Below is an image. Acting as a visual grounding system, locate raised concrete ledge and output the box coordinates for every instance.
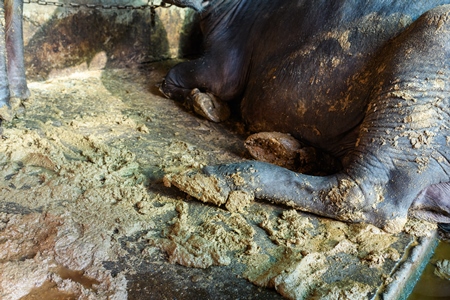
[382,232,438,299]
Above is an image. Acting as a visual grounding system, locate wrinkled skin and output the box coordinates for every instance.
[162,0,450,233]
[0,0,30,121]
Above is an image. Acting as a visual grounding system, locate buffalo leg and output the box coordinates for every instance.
[0,1,9,108]
[161,52,245,122]
[5,0,29,100]
[166,6,450,233]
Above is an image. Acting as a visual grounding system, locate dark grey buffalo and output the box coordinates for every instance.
[162,0,450,233]
[0,0,29,121]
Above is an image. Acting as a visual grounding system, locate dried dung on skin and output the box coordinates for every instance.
[0,67,437,299]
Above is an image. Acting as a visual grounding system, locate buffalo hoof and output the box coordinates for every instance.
[10,81,31,100]
[0,98,14,122]
[164,168,234,207]
[0,85,10,108]
[0,97,27,122]
[164,166,256,214]
[0,80,30,122]
[245,132,342,175]
[188,88,230,122]
[244,132,301,170]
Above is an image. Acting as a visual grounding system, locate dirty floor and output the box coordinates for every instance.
[0,62,446,299]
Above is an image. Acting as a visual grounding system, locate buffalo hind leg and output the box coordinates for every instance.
[166,6,450,233]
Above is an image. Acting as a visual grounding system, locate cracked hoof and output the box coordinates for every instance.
[245,132,342,175]
[245,132,301,170]
[189,88,230,122]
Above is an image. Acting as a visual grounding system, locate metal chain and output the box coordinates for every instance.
[23,0,172,10]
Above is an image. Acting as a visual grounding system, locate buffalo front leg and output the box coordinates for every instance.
[0,1,10,110]
[0,0,29,121]
[161,56,243,123]
[5,0,29,100]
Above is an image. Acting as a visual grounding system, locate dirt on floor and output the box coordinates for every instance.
[0,62,441,300]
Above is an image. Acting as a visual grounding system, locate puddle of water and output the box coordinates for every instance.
[54,265,100,290]
[19,281,77,300]
[408,241,450,300]
[19,265,101,300]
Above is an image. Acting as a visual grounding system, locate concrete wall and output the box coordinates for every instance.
[23,1,201,80]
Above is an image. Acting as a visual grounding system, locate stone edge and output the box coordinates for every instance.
[381,231,439,300]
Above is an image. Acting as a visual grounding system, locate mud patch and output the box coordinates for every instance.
[150,202,257,268]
